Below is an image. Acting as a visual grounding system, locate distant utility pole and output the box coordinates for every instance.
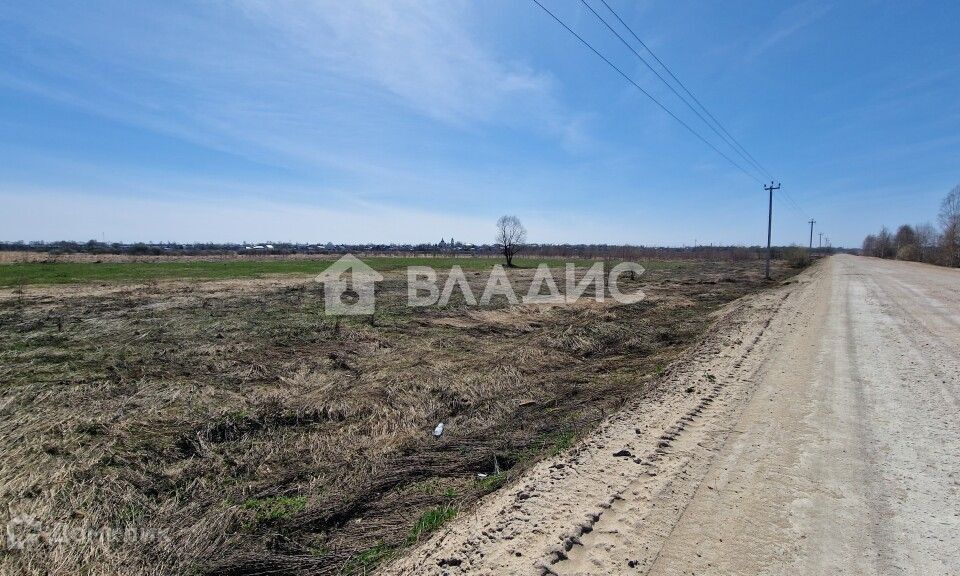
[819,232,824,248]
[808,219,816,249]
[764,181,780,279]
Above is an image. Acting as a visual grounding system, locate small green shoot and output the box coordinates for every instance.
[405,505,458,545]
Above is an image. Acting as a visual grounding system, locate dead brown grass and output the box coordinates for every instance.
[0,260,792,575]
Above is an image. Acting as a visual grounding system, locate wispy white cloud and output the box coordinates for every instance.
[237,0,555,126]
[1,0,583,165]
[0,0,607,232]
[747,1,832,61]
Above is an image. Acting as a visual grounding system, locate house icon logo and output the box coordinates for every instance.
[314,254,383,315]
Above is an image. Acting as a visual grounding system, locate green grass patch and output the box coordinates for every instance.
[340,504,457,573]
[475,473,507,494]
[405,505,458,545]
[240,495,306,529]
[341,542,395,575]
[548,430,576,456]
[0,257,612,286]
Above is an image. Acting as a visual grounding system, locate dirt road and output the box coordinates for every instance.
[384,255,960,575]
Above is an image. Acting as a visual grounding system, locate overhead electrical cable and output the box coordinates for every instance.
[579,0,768,183]
[595,0,815,222]
[529,0,764,185]
[595,0,776,182]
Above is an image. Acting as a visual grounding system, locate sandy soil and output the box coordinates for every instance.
[383,254,960,575]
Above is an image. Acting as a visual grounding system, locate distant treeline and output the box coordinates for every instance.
[861,185,960,267]
[0,240,843,262]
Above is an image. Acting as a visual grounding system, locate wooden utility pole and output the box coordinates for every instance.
[808,219,816,249]
[819,232,824,248]
[764,181,780,279]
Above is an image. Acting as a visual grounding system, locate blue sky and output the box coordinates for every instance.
[1,0,958,247]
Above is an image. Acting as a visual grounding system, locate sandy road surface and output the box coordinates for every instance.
[384,255,960,576]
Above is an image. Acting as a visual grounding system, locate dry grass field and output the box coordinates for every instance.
[0,257,794,575]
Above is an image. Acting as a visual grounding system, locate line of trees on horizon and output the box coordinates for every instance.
[861,185,960,267]
[0,239,845,263]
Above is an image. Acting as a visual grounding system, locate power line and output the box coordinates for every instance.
[529,0,763,185]
[593,0,822,224]
[595,0,775,182]
[764,181,780,279]
[532,0,818,249]
[580,0,768,183]
[775,186,810,220]
[777,189,804,215]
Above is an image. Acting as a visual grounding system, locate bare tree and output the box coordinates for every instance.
[942,221,960,267]
[893,224,917,260]
[861,186,960,267]
[876,226,894,259]
[915,222,939,263]
[496,215,527,267]
[937,186,960,267]
[939,185,960,230]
